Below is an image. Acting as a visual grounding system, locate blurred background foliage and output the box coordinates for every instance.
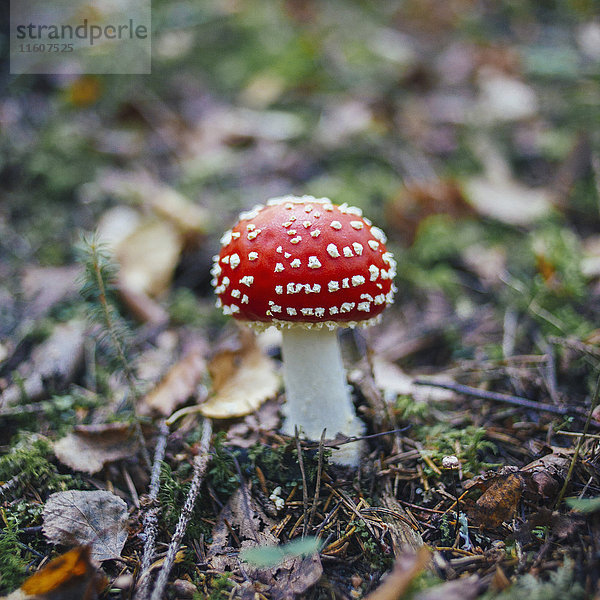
[1,0,600,346]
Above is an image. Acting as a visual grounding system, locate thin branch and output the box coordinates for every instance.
[308,430,326,533]
[149,419,212,600]
[134,420,170,600]
[413,379,594,420]
[295,426,309,538]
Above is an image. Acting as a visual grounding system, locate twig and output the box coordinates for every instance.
[413,379,592,419]
[308,430,326,532]
[149,419,212,600]
[295,426,310,538]
[555,373,600,509]
[134,420,169,600]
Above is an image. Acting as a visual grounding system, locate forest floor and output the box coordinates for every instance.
[1,1,600,599]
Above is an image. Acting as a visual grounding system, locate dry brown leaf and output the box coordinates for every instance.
[0,319,85,407]
[139,348,206,417]
[364,547,431,600]
[1,546,107,600]
[22,265,80,321]
[43,490,128,562]
[469,470,524,528]
[200,333,280,419]
[116,219,182,298]
[463,176,551,226]
[54,423,139,474]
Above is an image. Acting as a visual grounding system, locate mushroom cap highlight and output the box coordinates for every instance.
[212,195,396,329]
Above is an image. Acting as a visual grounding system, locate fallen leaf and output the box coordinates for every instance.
[200,331,280,419]
[1,546,107,600]
[469,470,524,528]
[463,176,551,226]
[364,547,431,600]
[371,357,456,404]
[139,348,206,417]
[22,265,80,322]
[54,423,139,474]
[475,70,539,122]
[43,490,128,561]
[1,319,86,407]
[116,219,183,298]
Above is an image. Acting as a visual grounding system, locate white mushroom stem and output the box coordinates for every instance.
[280,327,365,466]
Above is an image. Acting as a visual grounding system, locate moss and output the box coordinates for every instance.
[0,520,30,594]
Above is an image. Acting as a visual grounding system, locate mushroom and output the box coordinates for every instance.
[212,196,396,465]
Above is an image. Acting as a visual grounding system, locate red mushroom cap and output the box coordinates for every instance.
[212,196,396,329]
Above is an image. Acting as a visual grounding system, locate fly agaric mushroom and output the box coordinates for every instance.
[212,195,396,465]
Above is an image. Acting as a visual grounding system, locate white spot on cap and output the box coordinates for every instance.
[270,304,282,313]
[215,298,222,308]
[301,307,314,316]
[291,259,301,268]
[358,302,371,312]
[284,252,291,258]
[343,246,353,257]
[275,285,283,294]
[221,255,229,264]
[247,224,256,231]
[313,211,321,218]
[242,295,249,304]
[287,307,297,315]
[352,275,365,286]
[275,263,284,273]
[368,240,380,251]
[352,242,363,255]
[374,294,386,305]
[220,230,232,245]
[327,244,340,258]
[324,204,334,211]
[307,283,321,293]
[308,256,322,269]
[329,306,339,315]
[315,307,325,317]
[304,205,313,213]
[232,231,241,239]
[248,252,259,261]
[342,278,350,288]
[290,236,302,244]
[239,206,261,221]
[276,246,283,253]
[338,203,362,216]
[340,302,355,313]
[229,254,241,269]
[370,226,387,243]
[240,275,254,287]
[287,282,296,294]
[230,304,240,314]
[211,263,222,278]
[328,281,340,292]
[369,265,379,281]
[283,221,293,228]
[360,293,374,301]
[231,289,241,298]
[287,229,297,235]
[222,277,230,288]
[303,221,312,228]
[330,221,342,230]
[311,229,321,238]
[350,221,364,230]
[247,230,260,240]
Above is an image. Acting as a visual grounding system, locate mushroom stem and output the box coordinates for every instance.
[280,327,364,466]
